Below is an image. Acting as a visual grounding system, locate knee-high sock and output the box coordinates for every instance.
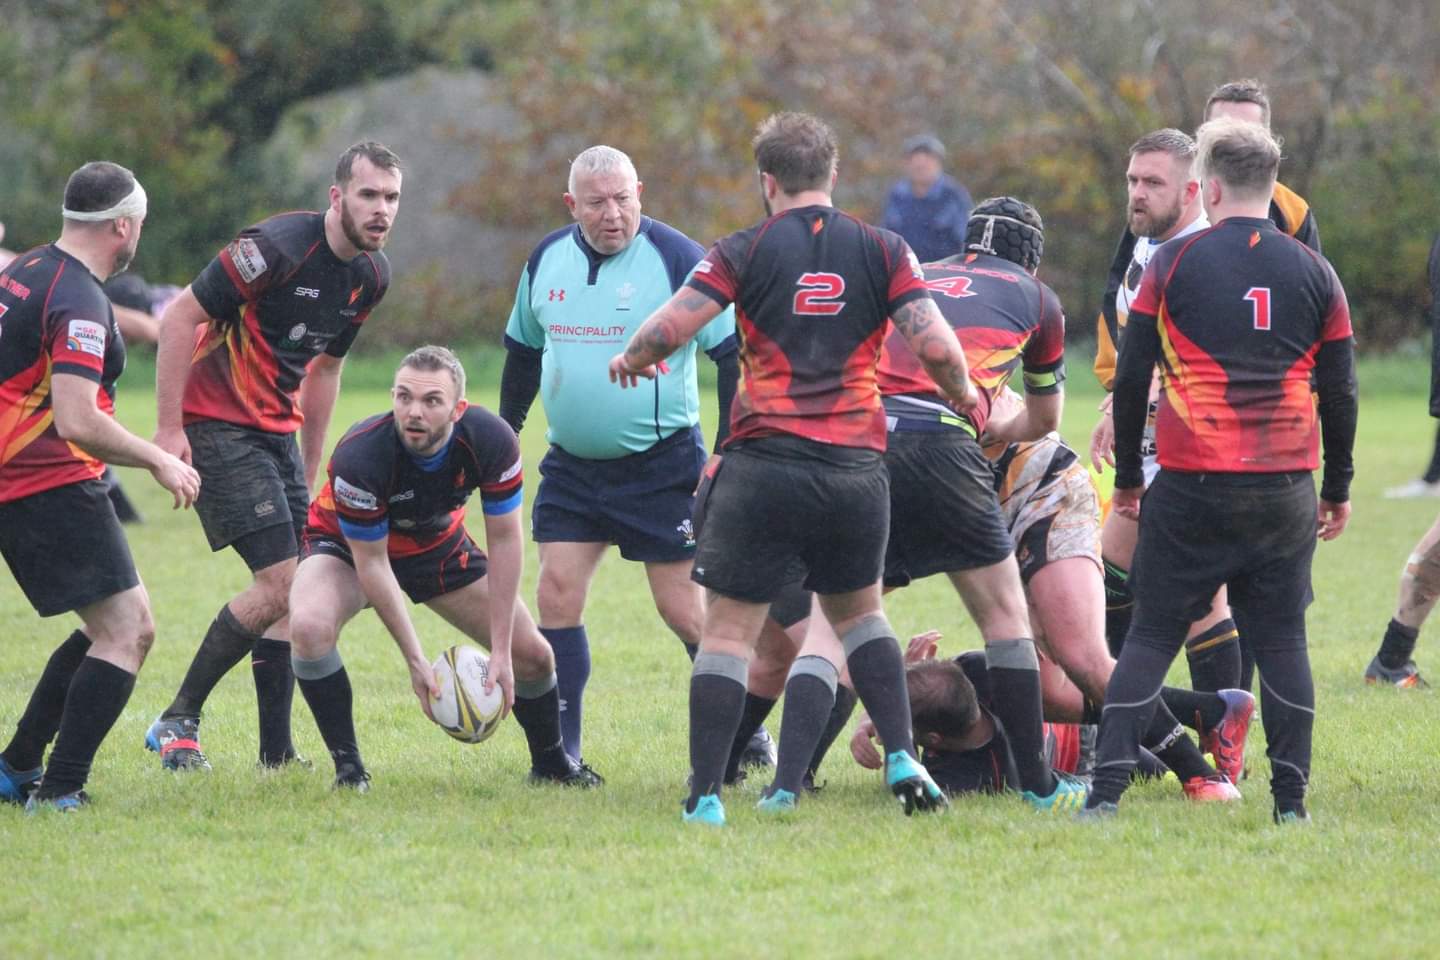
[1103,559,1134,658]
[2,629,91,772]
[807,684,858,781]
[687,652,748,808]
[840,615,915,761]
[35,657,137,799]
[293,649,360,774]
[512,673,567,768]
[985,637,1055,796]
[1185,618,1241,693]
[723,693,778,783]
[165,604,258,719]
[253,637,296,766]
[770,656,837,795]
[1377,618,1420,670]
[541,626,590,760]
[1160,686,1227,732]
[1142,703,1215,782]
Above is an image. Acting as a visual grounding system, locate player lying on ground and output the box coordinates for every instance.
[286,346,600,790]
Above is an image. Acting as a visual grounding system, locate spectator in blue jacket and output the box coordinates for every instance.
[881,134,973,264]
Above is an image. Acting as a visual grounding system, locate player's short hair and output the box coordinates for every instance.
[335,141,402,188]
[63,162,139,217]
[1204,78,1271,127]
[568,145,639,196]
[964,196,1044,272]
[752,112,838,195]
[398,344,466,398]
[1195,117,1281,202]
[907,659,982,741]
[1129,128,1196,164]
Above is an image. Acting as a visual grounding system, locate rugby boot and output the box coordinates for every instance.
[144,715,211,771]
[885,751,949,815]
[1364,656,1430,689]
[1182,774,1242,803]
[1201,689,1255,785]
[529,750,604,788]
[756,786,798,813]
[25,789,90,814]
[682,793,725,826]
[738,726,777,770]
[332,761,371,793]
[1022,770,1089,813]
[0,756,42,805]
[1076,800,1119,821]
[1273,803,1311,825]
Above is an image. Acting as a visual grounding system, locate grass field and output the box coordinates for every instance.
[4,347,1440,958]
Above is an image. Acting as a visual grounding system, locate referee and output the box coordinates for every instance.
[1085,117,1357,823]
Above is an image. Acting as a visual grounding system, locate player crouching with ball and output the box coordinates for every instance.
[287,346,602,790]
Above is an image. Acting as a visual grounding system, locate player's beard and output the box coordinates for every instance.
[1132,197,1182,239]
[340,197,385,252]
[400,419,450,456]
[758,171,772,217]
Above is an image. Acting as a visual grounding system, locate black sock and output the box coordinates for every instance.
[687,653,748,808]
[35,657,137,799]
[1160,685,1227,732]
[1134,745,1169,780]
[723,693,777,783]
[165,605,259,720]
[1378,618,1420,670]
[842,619,916,761]
[295,666,361,773]
[1103,559,1134,658]
[1424,423,1440,484]
[1090,641,1174,806]
[984,637,1055,796]
[2,629,91,772]
[1143,703,1214,781]
[771,657,837,795]
[512,677,566,767]
[807,684,858,781]
[541,626,590,760]
[252,637,296,765]
[1253,644,1314,814]
[1238,646,1256,692]
[1185,618,1241,693]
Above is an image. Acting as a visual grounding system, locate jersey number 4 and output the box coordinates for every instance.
[1244,287,1271,331]
[793,273,847,316]
[925,276,977,298]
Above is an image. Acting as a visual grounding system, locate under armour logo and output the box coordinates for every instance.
[548,289,566,302]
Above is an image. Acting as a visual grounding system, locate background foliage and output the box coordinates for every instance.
[2,0,1438,347]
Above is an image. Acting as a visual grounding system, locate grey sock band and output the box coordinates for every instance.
[787,654,839,695]
[840,614,895,658]
[693,651,749,685]
[291,647,344,680]
[985,637,1039,671]
[515,672,558,700]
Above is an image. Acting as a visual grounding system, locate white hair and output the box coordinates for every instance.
[568,145,638,195]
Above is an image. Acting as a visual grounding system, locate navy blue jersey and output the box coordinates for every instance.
[308,406,522,556]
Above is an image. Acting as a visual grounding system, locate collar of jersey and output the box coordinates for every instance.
[404,433,454,472]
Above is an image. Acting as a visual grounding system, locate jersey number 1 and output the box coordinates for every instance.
[794,272,847,316]
[1244,287,1271,331]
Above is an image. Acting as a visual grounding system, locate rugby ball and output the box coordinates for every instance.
[429,645,505,743]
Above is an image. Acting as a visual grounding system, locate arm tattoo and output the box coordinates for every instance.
[894,300,968,394]
[624,290,719,368]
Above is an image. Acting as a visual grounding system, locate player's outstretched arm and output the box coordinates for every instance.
[51,372,200,508]
[610,288,723,387]
[348,534,440,718]
[153,286,212,464]
[480,507,524,715]
[984,390,1063,445]
[298,353,345,490]
[890,299,977,413]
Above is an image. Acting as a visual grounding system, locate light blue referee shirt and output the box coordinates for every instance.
[504,217,736,460]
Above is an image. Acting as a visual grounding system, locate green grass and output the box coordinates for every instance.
[5,347,1440,958]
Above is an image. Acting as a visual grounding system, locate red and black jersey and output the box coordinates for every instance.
[185,211,390,434]
[877,252,1065,435]
[687,205,931,451]
[307,406,523,558]
[1118,217,1352,481]
[0,244,125,503]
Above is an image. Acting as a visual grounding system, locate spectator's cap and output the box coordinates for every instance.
[902,134,946,159]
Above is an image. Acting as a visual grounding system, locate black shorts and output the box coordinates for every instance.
[692,436,888,602]
[187,420,308,569]
[1130,470,1317,624]
[0,479,139,616]
[300,526,489,605]
[532,426,705,563]
[883,429,1014,589]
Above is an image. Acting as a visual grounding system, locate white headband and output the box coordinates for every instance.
[61,179,147,222]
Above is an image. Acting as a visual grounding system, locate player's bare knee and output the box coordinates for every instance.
[512,627,557,679]
[288,610,338,659]
[536,571,586,625]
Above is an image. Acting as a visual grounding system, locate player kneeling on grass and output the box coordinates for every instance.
[286,346,601,790]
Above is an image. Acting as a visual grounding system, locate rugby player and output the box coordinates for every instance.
[0,162,201,810]
[610,111,977,825]
[287,347,599,790]
[1085,118,1356,822]
[498,145,764,768]
[144,142,400,771]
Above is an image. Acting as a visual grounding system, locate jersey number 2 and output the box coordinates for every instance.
[794,273,847,316]
[1245,287,1271,331]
